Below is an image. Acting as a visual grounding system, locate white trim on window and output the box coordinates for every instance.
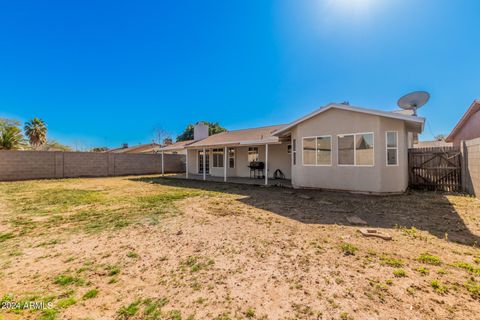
[386,131,399,167]
[337,132,375,167]
[302,135,332,166]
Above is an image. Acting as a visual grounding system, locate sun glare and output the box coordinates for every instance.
[325,0,377,18]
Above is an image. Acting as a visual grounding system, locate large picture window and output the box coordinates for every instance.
[248,147,259,162]
[212,148,224,167]
[386,131,398,166]
[338,134,355,165]
[302,136,331,166]
[338,133,374,166]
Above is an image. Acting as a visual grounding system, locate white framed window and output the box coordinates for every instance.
[386,131,398,166]
[302,136,332,166]
[212,148,224,167]
[292,139,297,165]
[228,148,235,168]
[338,132,374,166]
[287,144,292,154]
[248,147,259,162]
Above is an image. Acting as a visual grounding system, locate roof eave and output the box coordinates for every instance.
[272,103,426,136]
[446,100,480,142]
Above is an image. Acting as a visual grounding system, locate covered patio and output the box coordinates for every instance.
[167,173,292,188]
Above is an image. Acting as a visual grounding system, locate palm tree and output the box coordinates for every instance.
[0,126,24,150]
[24,117,47,148]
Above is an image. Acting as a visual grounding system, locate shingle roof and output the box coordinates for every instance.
[187,124,286,148]
[159,140,195,151]
[106,143,161,153]
[446,100,480,142]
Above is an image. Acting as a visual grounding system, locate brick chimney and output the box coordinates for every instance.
[193,122,209,141]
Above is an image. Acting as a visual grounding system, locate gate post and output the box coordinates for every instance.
[460,140,466,193]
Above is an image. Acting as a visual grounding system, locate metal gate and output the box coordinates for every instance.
[408,147,462,192]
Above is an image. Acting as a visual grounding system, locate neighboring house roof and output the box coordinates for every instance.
[446,100,480,142]
[159,140,195,151]
[413,140,453,148]
[272,103,425,136]
[187,124,286,148]
[106,143,161,154]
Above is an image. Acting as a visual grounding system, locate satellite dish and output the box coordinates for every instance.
[397,91,430,115]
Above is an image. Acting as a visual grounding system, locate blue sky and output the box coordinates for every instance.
[0,0,479,149]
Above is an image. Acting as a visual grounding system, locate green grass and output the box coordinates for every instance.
[417,253,442,265]
[0,181,207,238]
[393,269,407,278]
[126,251,139,258]
[465,279,480,298]
[39,308,59,320]
[245,308,255,318]
[57,297,76,308]
[416,266,429,275]
[118,300,141,318]
[180,256,214,273]
[106,265,121,276]
[380,256,404,267]
[0,232,14,243]
[454,262,480,275]
[82,289,98,300]
[430,279,448,294]
[340,243,358,256]
[53,274,84,286]
[166,310,182,320]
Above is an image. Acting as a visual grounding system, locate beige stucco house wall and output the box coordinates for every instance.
[290,108,409,193]
[187,144,291,179]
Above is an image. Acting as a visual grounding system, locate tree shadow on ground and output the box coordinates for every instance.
[131,176,480,246]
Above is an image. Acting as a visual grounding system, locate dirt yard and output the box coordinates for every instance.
[0,175,479,320]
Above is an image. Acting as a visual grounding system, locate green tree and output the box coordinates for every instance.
[176,122,226,142]
[0,125,24,150]
[42,140,72,151]
[24,117,47,148]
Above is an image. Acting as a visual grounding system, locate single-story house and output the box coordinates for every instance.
[446,99,480,147]
[160,103,425,193]
[105,143,161,154]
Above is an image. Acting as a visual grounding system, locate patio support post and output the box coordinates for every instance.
[185,149,189,179]
[161,150,164,176]
[224,146,227,182]
[265,144,268,186]
[203,148,206,181]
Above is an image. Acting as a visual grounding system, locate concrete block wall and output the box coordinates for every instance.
[0,151,185,181]
[464,138,480,197]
